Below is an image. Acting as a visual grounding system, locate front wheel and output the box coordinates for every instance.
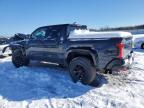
[69,57,96,85]
[141,43,144,49]
[12,49,30,68]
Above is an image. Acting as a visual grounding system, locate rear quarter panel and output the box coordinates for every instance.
[67,38,122,69]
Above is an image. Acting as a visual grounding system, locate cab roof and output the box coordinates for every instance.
[39,24,87,29]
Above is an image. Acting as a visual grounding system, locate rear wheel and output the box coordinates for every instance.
[69,57,96,85]
[141,43,144,49]
[12,49,30,68]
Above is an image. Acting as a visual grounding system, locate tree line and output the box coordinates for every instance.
[89,24,144,31]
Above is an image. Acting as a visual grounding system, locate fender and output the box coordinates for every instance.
[65,48,98,66]
[9,43,25,54]
[2,45,10,53]
[10,43,22,49]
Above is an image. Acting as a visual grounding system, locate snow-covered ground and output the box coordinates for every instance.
[0,49,144,108]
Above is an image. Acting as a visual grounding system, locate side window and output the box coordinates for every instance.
[46,27,60,40]
[31,28,47,40]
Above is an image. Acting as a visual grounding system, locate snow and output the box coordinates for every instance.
[69,30,132,39]
[0,50,144,108]
[133,34,144,39]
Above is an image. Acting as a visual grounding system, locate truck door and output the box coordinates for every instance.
[27,27,48,60]
[27,26,63,63]
[39,26,62,62]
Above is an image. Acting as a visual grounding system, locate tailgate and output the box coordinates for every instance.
[123,37,133,58]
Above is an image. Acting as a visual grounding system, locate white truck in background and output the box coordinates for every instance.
[133,34,144,49]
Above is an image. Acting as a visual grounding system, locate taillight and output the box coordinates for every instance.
[116,42,125,59]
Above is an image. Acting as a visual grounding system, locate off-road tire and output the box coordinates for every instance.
[12,49,30,68]
[69,57,96,85]
[141,43,144,49]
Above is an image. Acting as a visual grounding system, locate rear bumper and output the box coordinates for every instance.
[122,53,134,67]
[105,51,134,72]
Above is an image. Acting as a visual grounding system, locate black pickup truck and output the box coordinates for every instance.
[9,24,133,85]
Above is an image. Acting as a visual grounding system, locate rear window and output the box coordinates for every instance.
[67,25,87,34]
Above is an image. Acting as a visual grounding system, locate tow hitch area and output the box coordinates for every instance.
[112,66,131,75]
[105,53,134,75]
